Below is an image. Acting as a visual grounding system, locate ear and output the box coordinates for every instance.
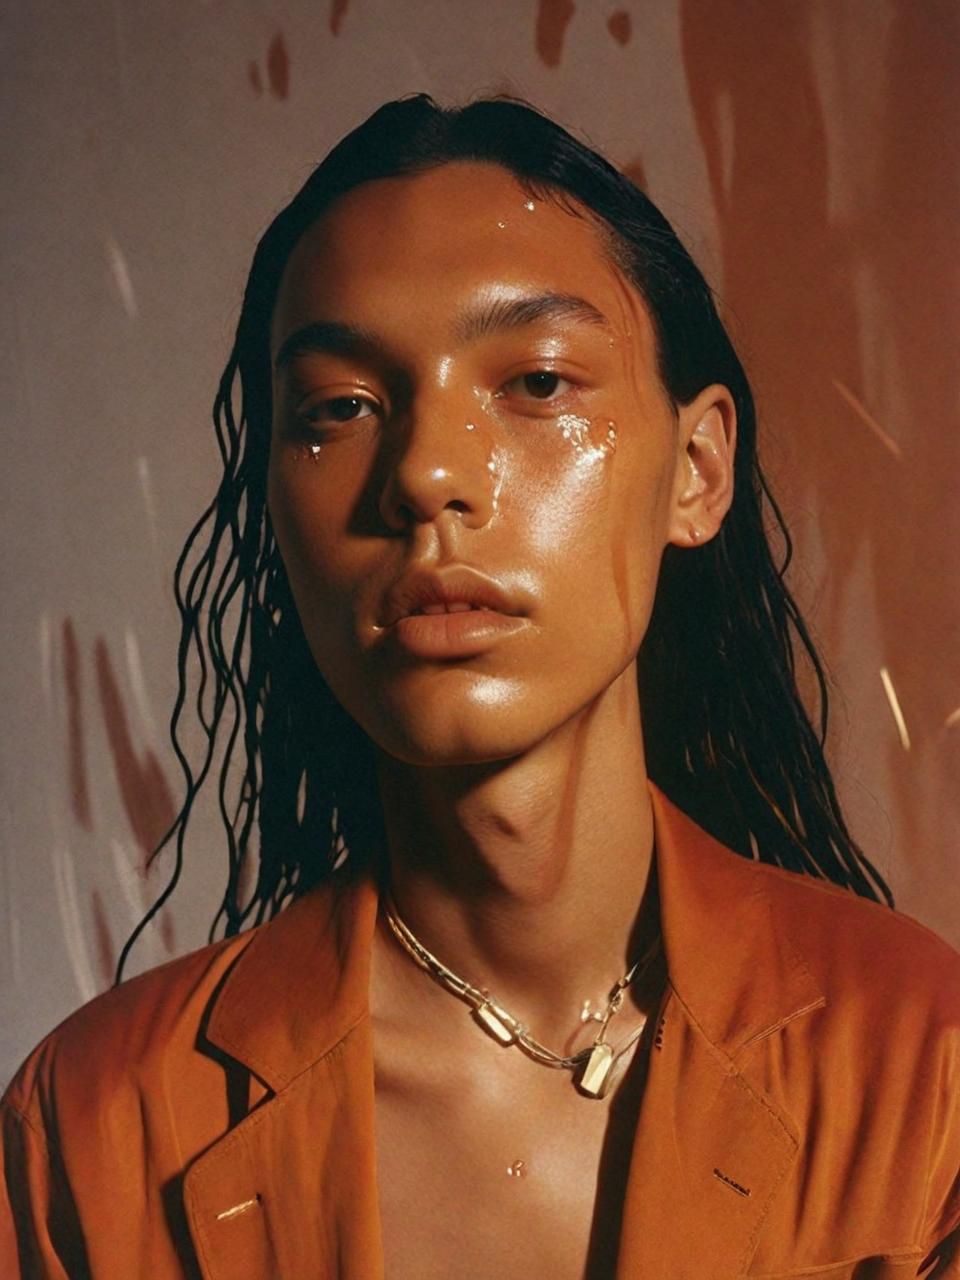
[666,383,737,548]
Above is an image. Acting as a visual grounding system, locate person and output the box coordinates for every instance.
[2,94,958,1279]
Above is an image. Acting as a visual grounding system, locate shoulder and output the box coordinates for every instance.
[2,873,367,1143]
[741,857,960,1250]
[1,925,257,1130]
[0,874,355,1142]
[750,853,960,1031]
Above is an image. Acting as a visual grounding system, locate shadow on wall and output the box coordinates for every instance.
[680,0,960,891]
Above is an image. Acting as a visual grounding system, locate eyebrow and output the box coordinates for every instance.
[453,291,612,343]
[273,290,612,372]
[274,320,382,372]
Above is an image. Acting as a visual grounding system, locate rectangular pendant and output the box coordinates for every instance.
[579,1042,614,1098]
[474,1001,518,1045]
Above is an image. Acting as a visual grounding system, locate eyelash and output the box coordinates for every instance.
[299,368,577,431]
[303,395,376,426]
[498,370,574,404]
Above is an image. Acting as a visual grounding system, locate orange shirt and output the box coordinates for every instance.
[2,785,959,1278]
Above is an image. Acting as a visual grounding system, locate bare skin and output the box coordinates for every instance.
[268,163,735,1278]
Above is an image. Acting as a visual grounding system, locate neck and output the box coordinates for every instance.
[371,666,658,1046]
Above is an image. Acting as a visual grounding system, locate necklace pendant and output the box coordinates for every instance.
[579,1041,614,1098]
[474,1000,518,1045]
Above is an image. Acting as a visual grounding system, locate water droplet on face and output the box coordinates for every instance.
[523,200,536,212]
[497,219,507,229]
[485,450,504,514]
[555,414,618,462]
[466,422,476,431]
[557,414,589,451]
[506,1160,528,1178]
[309,443,322,459]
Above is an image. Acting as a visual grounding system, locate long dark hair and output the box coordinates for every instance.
[117,94,892,979]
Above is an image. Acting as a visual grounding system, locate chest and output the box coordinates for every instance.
[373,1038,648,1280]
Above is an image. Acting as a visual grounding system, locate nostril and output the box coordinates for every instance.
[377,463,493,533]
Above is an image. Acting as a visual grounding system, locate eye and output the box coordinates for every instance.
[501,370,573,402]
[304,395,376,425]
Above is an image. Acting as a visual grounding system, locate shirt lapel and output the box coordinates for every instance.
[182,871,385,1280]
[615,988,802,1277]
[615,786,826,1278]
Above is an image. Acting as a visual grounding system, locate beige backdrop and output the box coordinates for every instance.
[2,0,957,1089]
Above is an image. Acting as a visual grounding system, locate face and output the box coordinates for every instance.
[268,162,734,766]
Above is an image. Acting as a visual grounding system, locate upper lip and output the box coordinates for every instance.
[382,565,523,627]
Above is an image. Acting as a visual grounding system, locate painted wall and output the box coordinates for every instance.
[2,0,957,1088]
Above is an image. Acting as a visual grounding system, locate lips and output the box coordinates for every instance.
[378,565,529,659]
[382,566,522,628]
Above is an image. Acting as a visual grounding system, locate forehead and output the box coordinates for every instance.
[272,162,654,351]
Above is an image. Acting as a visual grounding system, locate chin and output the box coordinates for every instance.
[366,682,553,769]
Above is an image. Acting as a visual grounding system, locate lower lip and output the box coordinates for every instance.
[387,610,526,659]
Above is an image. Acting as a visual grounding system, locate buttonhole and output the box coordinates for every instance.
[713,1168,751,1198]
[216,1194,262,1222]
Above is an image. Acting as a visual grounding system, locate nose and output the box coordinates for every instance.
[377,390,497,533]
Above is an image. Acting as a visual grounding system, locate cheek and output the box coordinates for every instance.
[266,450,358,660]
[542,441,669,677]
[612,439,675,637]
[498,413,617,559]
[268,446,352,574]
[513,414,672,629]
[268,458,366,703]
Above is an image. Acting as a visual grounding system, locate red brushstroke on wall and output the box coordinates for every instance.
[94,637,176,871]
[536,0,575,68]
[63,618,93,831]
[330,0,350,36]
[267,32,290,100]
[607,10,632,45]
[679,0,960,935]
[248,61,263,95]
[91,890,115,987]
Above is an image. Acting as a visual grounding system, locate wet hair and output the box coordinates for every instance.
[117,94,892,977]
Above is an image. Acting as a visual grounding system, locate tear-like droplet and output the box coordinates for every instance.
[506,1160,528,1178]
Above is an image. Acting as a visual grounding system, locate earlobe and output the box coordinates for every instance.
[667,385,736,549]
